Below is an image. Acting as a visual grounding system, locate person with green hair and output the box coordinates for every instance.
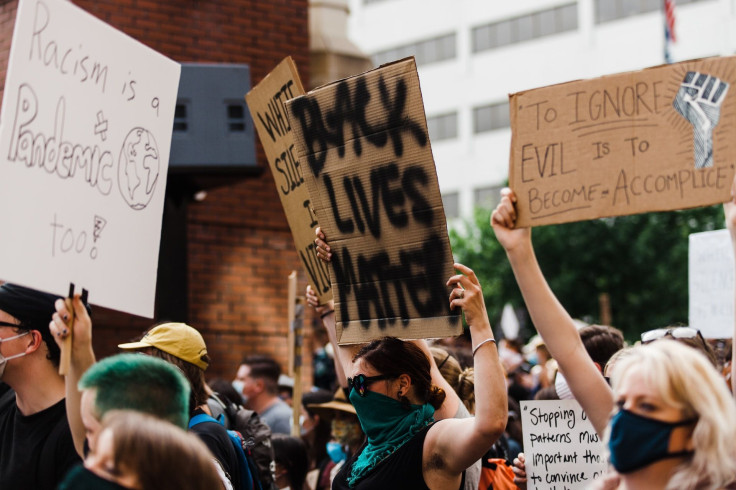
[77,353,191,453]
[48,296,190,458]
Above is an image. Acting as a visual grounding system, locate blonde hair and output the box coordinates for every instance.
[101,410,224,490]
[610,340,736,489]
[431,346,475,414]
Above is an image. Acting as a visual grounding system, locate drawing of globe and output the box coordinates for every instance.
[118,127,160,210]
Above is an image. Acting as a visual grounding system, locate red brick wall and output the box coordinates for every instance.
[0,0,320,383]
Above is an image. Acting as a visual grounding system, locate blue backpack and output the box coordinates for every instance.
[189,413,262,490]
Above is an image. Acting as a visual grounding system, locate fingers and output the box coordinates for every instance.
[306,285,320,308]
[446,264,479,291]
[54,298,71,323]
[314,227,332,262]
[49,312,69,343]
[491,192,517,229]
[71,294,89,323]
[452,263,478,283]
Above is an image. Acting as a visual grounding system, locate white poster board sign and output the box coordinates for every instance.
[521,399,607,490]
[689,229,734,338]
[0,0,180,317]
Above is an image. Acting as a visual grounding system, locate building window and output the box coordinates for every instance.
[595,0,708,24]
[373,33,456,67]
[474,185,503,210]
[226,103,246,132]
[442,192,460,219]
[427,112,458,141]
[173,103,188,132]
[472,3,578,53]
[473,102,510,133]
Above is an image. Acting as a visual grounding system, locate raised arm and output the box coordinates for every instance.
[49,294,96,457]
[490,188,613,435]
[424,263,507,477]
[306,285,354,388]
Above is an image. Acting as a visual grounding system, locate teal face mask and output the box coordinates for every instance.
[608,409,696,473]
[326,441,347,464]
[347,386,435,486]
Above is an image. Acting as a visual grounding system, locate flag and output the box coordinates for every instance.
[664,0,677,63]
[665,0,677,42]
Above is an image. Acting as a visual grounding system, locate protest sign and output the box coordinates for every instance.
[521,399,607,490]
[510,56,736,227]
[246,58,332,304]
[0,0,180,317]
[285,58,462,344]
[689,228,734,338]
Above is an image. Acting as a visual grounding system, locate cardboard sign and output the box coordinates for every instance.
[284,58,462,344]
[0,0,180,317]
[246,58,332,304]
[689,229,734,338]
[510,56,736,227]
[521,400,607,490]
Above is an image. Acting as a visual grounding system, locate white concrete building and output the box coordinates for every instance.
[346,0,736,221]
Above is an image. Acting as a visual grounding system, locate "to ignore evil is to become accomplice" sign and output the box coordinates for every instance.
[510,56,736,227]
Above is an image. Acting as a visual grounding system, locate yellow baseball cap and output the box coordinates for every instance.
[118,322,209,370]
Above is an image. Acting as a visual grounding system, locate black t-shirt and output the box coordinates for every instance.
[189,407,241,488]
[0,391,81,490]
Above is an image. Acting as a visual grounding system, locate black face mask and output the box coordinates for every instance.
[58,464,131,490]
[608,409,696,473]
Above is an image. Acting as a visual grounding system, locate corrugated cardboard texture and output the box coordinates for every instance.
[510,56,736,227]
[285,57,462,344]
[246,57,332,304]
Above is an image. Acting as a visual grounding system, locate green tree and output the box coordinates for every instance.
[449,205,725,341]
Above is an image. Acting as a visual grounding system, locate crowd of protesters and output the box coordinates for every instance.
[1,186,736,490]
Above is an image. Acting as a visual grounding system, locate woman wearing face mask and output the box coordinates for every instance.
[312,236,507,488]
[307,389,365,489]
[492,188,736,489]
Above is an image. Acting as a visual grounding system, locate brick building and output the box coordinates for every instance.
[0,0,316,381]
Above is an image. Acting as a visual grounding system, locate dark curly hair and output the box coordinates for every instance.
[354,337,446,410]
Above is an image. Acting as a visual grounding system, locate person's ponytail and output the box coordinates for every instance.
[427,385,446,410]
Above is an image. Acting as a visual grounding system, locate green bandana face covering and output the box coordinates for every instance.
[347,387,435,487]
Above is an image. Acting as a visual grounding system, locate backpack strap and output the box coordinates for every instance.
[189,412,257,490]
[189,412,221,429]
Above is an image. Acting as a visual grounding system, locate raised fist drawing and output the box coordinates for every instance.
[673,71,729,169]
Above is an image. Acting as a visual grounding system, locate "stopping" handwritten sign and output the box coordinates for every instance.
[521,399,608,490]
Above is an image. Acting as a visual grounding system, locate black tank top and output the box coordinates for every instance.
[332,423,465,489]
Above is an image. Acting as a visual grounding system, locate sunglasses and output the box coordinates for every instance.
[347,373,396,397]
[641,326,706,347]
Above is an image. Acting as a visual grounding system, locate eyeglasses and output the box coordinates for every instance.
[0,321,21,329]
[641,326,706,347]
[347,373,396,397]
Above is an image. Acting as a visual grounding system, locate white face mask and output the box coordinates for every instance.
[554,371,574,400]
[0,331,30,379]
[231,380,247,405]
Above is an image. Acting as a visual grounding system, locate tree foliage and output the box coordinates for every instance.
[449,205,725,341]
